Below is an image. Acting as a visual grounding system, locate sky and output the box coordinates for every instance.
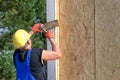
[0,22,9,36]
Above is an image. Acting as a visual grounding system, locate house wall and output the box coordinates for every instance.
[58,0,120,80]
[95,0,120,80]
[59,0,95,80]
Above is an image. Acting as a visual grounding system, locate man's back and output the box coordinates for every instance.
[13,48,47,80]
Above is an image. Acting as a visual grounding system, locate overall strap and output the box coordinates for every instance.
[15,49,32,67]
[15,49,35,80]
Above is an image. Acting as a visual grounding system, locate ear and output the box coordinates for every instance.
[27,39,31,45]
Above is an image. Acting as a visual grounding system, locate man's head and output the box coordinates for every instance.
[12,29,31,49]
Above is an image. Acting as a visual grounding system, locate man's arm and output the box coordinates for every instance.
[29,30,34,36]
[42,37,61,60]
[31,24,61,60]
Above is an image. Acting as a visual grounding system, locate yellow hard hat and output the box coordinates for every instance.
[12,29,30,49]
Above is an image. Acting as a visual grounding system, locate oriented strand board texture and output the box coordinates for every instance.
[95,0,120,80]
[59,0,95,80]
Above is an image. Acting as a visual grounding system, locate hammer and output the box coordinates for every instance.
[35,17,59,33]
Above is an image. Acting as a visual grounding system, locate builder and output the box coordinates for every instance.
[12,23,61,80]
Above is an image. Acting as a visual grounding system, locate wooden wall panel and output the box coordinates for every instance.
[59,0,95,80]
[95,0,120,80]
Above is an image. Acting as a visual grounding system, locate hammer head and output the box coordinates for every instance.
[38,20,59,33]
[43,20,59,30]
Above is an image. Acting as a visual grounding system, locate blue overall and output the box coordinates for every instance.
[15,49,35,80]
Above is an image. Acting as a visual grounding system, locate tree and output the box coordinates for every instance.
[0,0,46,50]
[0,0,46,79]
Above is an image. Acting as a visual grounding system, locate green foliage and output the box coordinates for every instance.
[0,0,46,50]
[0,51,16,80]
[0,0,46,79]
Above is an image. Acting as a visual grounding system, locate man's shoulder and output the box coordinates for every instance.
[32,48,43,53]
[31,48,43,56]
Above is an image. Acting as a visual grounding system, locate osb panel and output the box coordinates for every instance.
[95,0,120,80]
[59,0,95,80]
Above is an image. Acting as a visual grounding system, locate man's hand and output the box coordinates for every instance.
[45,30,54,38]
[32,23,43,32]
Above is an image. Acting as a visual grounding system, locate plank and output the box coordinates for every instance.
[59,0,95,80]
[95,0,120,80]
